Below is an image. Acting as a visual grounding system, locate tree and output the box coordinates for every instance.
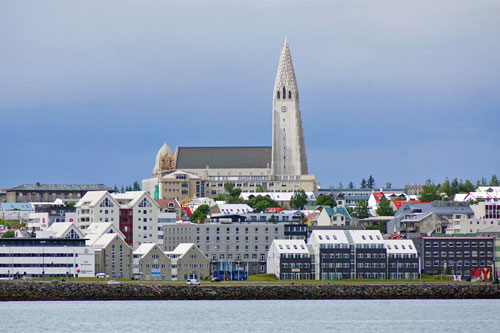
[491,175,499,186]
[133,181,141,191]
[256,185,265,193]
[314,195,336,208]
[385,182,392,189]
[348,182,354,189]
[269,215,277,223]
[113,185,118,192]
[360,179,367,189]
[439,179,451,198]
[221,182,244,203]
[418,183,441,202]
[247,195,279,212]
[2,231,15,238]
[367,175,376,189]
[190,204,210,223]
[338,182,343,189]
[212,194,225,201]
[290,189,307,210]
[376,197,395,216]
[120,186,125,193]
[352,200,369,219]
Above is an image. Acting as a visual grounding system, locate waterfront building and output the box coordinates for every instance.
[0,237,94,278]
[414,235,494,280]
[165,243,209,281]
[308,230,350,280]
[133,243,171,281]
[163,222,285,275]
[385,239,419,279]
[266,239,313,280]
[94,233,133,279]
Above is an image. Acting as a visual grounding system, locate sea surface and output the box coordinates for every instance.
[1,299,499,332]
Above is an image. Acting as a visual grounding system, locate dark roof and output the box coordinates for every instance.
[7,184,113,192]
[176,146,272,169]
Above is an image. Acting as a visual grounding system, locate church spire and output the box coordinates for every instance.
[274,38,298,99]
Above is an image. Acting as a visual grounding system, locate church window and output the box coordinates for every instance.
[277,91,280,99]
[283,86,286,99]
[289,91,292,99]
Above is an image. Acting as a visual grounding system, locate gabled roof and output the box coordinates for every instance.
[46,222,84,239]
[392,200,421,210]
[165,243,207,259]
[76,191,118,208]
[112,191,158,209]
[84,222,122,246]
[310,230,349,244]
[324,207,351,219]
[384,239,417,255]
[347,230,385,244]
[93,233,125,250]
[155,199,180,209]
[271,239,309,254]
[134,243,158,259]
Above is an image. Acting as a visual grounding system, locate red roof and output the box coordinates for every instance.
[372,192,385,202]
[266,207,282,213]
[180,206,192,217]
[154,199,180,209]
[392,200,421,210]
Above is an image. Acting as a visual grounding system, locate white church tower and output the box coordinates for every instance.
[272,39,309,176]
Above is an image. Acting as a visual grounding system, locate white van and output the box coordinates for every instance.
[186,279,200,285]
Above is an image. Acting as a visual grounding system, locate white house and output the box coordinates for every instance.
[75,191,120,230]
[112,191,160,250]
[266,239,312,280]
[308,230,350,280]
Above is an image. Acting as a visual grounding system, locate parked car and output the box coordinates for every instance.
[186,279,200,285]
[107,280,120,285]
[210,277,221,282]
[96,273,109,278]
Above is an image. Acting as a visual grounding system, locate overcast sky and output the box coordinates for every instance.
[1,0,499,189]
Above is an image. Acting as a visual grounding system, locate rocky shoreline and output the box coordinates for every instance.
[1,281,499,301]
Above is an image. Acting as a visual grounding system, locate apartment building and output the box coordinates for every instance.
[165,243,209,281]
[75,191,119,230]
[266,239,313,280]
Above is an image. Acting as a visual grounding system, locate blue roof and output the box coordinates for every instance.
[0,203,33,211]
[324,207,351,220]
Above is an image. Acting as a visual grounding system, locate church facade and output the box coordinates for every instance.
[142,41,316,200]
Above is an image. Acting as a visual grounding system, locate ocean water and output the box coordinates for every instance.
[1,299,499,332]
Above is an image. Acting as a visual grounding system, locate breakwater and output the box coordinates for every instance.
[1,281,499,301]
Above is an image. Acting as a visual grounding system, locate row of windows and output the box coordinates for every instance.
[282,262,310,269]
[0,253,78,257]
[425,259,492,267]
[425,240,492,248]
[196,227,279,234]
[357,263,387,269]
[424,251,492,258]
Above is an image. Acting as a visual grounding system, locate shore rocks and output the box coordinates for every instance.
[0,281,499,301]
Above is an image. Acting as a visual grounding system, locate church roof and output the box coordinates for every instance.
[175,146,272,169]
[274,39,298,94]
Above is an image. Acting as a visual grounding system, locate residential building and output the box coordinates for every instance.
[0,202,33,221]
[308,230,350,280]
[133,243,171,281]
[75,191,119,230]
[165,243,209,281]
[316,207,351,227]
[0,237,94,278]
[112,191,159,249]
[385,239,419,279]
[94,233,133,279]
[267,239,313,280]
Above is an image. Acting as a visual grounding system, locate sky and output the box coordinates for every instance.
[1,0,499,190]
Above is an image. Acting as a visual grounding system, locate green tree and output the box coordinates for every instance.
[491,175,499,186]
[221,182,244,203]
[212,194,226,201]
[450,178,459,196]
[376,197,395,216]
[360,179,367,189]
[290,189,307,210]
[439,179,451,198]
[348,182,354,189]
[352,200,370,218]
[247,195,279,212]
[133,181,141,191]
[190,204,210,223]
[385,182,392,189]
[120,186,125,193]
[269,215,277,223]
[314,195,336,208]
[418,183,441,202]
[367,175,376,189]
[113,185,119,192]
[458,180,475,193]
[2,231,15,238]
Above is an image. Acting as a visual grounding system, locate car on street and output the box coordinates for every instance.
[186,279,200,285]
[107,280,120,284]
[210,277,221,282]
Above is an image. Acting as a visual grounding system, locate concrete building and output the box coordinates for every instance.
[94,233,133,279]
[163,222,285,275]
[308,230,350,280]
[2,183,113,203]
[0,237,94,278]
[75,191,120,230]
[165,243,209,281]
[46,222,85,240]
[414,236,494,280]
[112,191,159,250]
[447,202,500,234]
[385,239,419,279]
[267,239,313,280]
[133,243,171,281]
